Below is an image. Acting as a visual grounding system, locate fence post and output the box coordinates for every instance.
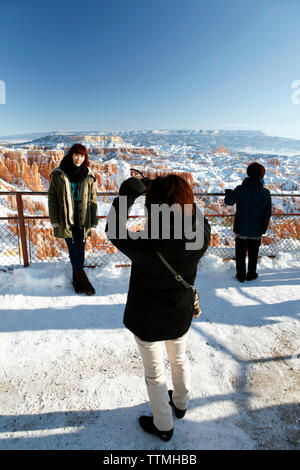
[16,193,29,267]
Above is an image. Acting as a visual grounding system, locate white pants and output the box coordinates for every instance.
[134,332,190,431]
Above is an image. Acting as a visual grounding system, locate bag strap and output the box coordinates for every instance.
[154,249,192,290]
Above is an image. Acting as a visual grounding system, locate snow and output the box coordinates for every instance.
[0,251,299,450]
[108,160,131,188]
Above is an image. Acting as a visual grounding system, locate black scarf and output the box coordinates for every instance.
[59,155,88,183]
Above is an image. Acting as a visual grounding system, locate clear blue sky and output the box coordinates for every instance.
[1,0,300,138]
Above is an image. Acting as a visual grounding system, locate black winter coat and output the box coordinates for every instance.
[224,177,272,238]
[106,195,211,342]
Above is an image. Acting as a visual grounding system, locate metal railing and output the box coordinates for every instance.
[0,191,299,269]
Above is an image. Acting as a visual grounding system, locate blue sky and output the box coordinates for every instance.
[1,0,300,138]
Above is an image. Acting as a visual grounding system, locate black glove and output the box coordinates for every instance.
[119,177,146,197]
[224,189,234,195]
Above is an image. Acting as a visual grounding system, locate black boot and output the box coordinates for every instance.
[76,269,95,296]
[246,272,258,281]
[236,274,245,283]
[168,390,187,418]
[72,270,84,294]
[139,416,173,442]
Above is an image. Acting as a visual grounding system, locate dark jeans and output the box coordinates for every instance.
[65,227,85,272]
[235,237,261,279]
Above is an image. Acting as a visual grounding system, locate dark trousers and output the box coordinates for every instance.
[235,237,261,279]
[65,227,85,272]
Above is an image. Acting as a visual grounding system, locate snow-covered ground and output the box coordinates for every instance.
[0,252,299,450]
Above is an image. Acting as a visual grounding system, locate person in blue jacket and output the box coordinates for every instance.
[224,162,272,282]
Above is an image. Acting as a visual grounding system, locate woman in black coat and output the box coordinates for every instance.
[106,174,211,441]
[224,162,272,282]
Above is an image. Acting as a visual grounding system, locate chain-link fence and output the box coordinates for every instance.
[0,192,299,269]
[205,213,300,258]
[26,216,129,267]
[0,217,21,269]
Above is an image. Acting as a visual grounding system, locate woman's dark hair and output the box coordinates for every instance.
[247,162,265,179]
[145,174,194,214]
[65,143,89,167]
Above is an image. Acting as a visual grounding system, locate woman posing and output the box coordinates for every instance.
[106,174,211,441]
[48,143,98,295]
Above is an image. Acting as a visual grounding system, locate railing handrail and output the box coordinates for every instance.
[0,191,300,197]
[0,191,299,268]
[0,192,299,222]
[0,213,299,221]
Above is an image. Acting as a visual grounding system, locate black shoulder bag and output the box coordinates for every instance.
[154,250,201,318]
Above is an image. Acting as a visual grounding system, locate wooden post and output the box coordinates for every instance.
[16,193,29,267]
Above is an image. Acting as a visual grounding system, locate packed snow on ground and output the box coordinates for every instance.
[0,252,299,450]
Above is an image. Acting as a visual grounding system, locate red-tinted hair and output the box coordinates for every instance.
[145,174,194,214]
[65,143,89,167]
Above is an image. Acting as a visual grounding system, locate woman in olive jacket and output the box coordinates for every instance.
[48,143,98,295]
[106,174,211,441]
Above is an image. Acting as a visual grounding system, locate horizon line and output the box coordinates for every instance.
[1,128,300,142]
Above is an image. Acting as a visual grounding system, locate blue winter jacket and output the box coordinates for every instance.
[224,177,272,238]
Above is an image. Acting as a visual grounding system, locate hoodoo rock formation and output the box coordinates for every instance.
[1,136,297,265]
[0,154,44,191]
[0,146,193,194]
[214,145,230,155]
[1,144,197,262]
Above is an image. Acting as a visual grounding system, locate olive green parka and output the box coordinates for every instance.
[48,167,98,238]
